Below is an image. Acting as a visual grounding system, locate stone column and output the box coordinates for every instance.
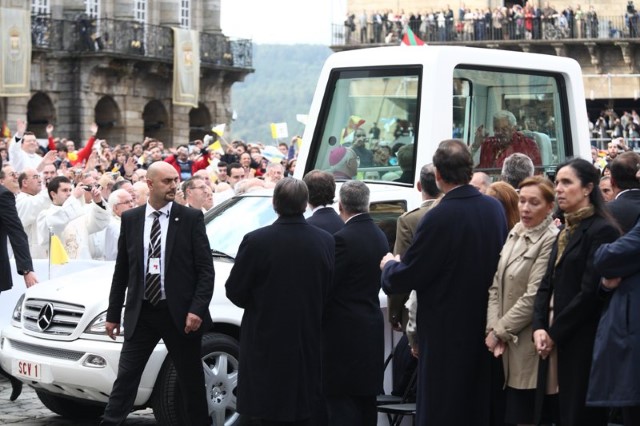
[202,0,221,33]
[159,0,180,27]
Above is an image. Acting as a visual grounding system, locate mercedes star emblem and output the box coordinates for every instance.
[37,303,55,331]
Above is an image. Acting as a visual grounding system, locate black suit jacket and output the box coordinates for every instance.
[533,215,618,425]
[323,213,389,396]
[107,202,214,340]
[0,185,32,292]
[607,189,640,233]
[307,207,344,235]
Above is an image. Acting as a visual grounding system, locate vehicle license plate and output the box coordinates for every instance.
[14,360,41,380]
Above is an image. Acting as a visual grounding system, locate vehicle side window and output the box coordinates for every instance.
[370,201,408,252]
[454,66,570,180]
[309,67,422,185]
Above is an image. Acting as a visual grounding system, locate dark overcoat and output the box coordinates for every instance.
[587,218,640,407]
[225,215,335,422]
[323,213,388,396]
[0,185,32,292]
[307,207,344,235]
[532,215,618,426]
[381,185,508,425]
[607,189,640,233]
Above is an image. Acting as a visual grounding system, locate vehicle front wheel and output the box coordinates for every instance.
[152,332,246,426]
[36,390,105,420]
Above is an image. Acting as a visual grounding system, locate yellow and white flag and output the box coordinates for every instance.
[212,123,226,137]
[50,235,69,265]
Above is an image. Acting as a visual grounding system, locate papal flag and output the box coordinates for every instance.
[172,27,200,107]
[0,8,31,96]
[211,123,226,137]
[50,235,69,265]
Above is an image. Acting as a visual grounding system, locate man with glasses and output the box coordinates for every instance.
[183,177,208,212]
[8,120,57,173]
[104,189,135,261]
[16,168,51,258]
[0,164,19,194]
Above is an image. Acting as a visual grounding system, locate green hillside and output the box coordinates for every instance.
[228,44,333,144]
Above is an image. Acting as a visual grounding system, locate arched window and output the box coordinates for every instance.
[143,100,171,145]
[27,92,55,138]
[189,103,212,141]
[95,96,123,144]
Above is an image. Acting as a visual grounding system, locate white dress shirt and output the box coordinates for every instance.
[143,202,172,301]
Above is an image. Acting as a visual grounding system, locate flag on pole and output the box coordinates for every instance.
[211,123,226,137]
[271,122,289,139]
[208,140,223,154]
[401,27,425,46]
[1,122,10,138]
[50,235,69,265]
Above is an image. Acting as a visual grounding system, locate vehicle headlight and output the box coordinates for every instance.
[11,294,25,323]
[85,310,125,335]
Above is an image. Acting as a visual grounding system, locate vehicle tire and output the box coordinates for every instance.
[152,332,247,426]
[35,390,105,420]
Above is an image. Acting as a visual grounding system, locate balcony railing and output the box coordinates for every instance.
[31,15,252,69]
[333,15,640,46]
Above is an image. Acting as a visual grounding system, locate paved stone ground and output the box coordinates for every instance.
[0,376,156,425]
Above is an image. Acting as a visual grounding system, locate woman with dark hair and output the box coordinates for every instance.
[532,158,620,426]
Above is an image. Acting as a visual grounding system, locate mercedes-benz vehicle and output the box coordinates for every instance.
[0,186,410,425]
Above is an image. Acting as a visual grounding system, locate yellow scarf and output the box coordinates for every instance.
[555,205,594,266]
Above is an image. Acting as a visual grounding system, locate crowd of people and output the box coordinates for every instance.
[344,2,640,44]
[380,142,640,426]
[0,119,297,263]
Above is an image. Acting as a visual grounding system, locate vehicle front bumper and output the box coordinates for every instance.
[0,325,167,406]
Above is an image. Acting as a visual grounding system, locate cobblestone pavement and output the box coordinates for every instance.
[0,376,156,425]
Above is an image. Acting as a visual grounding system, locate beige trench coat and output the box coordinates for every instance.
[487,217,558,389]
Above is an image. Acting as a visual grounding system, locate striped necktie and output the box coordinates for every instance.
[145,211,163,305]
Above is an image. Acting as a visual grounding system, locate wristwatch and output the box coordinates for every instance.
[21,269,32,275]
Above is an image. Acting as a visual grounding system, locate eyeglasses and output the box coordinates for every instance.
[355,133,367,138]
[6,172,17,178]
[28,174,41,180]
[117,199,135,206]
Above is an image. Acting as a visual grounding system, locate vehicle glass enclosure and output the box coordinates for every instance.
[205,196,278,258]
[205,195,408,258]
[307,63,570,186]
[307,67,421,185]
[454,65,570,179]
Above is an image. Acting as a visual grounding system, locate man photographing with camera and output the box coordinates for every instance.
[36,175,110,260]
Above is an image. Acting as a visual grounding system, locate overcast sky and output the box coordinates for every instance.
[220,0,345,45]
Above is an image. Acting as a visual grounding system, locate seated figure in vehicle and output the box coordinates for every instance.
[473,110,542,169]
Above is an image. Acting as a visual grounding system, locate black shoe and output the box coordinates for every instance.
[9,377,22,401]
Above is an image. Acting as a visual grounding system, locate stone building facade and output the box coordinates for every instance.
[3,0,252,146]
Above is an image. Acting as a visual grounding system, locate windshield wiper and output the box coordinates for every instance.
[211,249,234,260]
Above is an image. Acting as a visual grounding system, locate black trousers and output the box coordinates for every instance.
[101,301,209,426]
[325,395,377,426]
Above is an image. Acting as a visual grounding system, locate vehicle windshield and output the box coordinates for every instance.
[204,195,278,258]
[306,66,421,185]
